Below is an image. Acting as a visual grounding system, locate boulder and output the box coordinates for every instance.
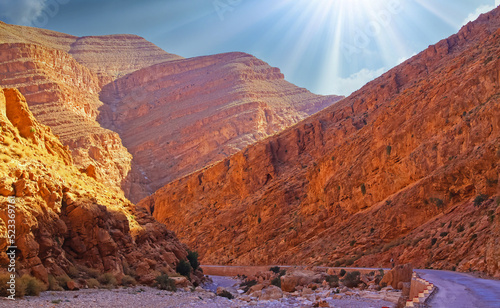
[280,270,315,292]
[380,264,413,289]
[259,285,283,300]
[171,276,191,288]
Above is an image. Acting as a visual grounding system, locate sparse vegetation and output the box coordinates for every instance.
[176,259,192,277]
[20,275,46,296]
[470,233,478,240]
[339,269,346,277]
[218,290,234,299]
[386,145,392,156]
[269,266,281,274]
[474,194,488,207]
[342,271,361,288]
[97,273,117,287]
[48,275,64,291]
[457,225,465,233]
[86,278,100,289]
[56,275,72,290]
[431,238,437,246]
[121,275,137,286]
[240,279,257,293]
[271,276,281,288]
[326,275,339,287]
[360,183,366,195]
[440,232,448,237]
[430,197,444,210]
[154,274,176,291]
[187,250,200,270]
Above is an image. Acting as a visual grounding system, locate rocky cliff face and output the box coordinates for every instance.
[140,8,500,277]
[0,42,132,192]
[0,22,339,203]
[0,88,197,284]
[99,52,342,202]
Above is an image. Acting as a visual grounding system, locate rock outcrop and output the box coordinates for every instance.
[0,88,199,284]
[99,52,342,202]
[140,8,500,277]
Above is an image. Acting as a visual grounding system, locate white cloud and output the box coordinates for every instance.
[462,4,496,26]
[332,67,388,96]
[0,0,47,26]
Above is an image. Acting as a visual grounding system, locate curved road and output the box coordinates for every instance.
[416,269,500,308]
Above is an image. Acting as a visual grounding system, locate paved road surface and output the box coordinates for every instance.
[416,269,500,308]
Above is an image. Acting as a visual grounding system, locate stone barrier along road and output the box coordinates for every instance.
[415,269,500,308]
[200,265,389,277]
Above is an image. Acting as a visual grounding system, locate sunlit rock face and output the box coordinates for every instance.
[140,8,500,277]
[99,52,342,202]
[0,88,200,285]
[0,22,341,203]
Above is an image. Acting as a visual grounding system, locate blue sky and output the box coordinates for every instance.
[0,0,498,96]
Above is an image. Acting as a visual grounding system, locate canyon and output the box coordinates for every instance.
[140,8,500,278]
[0,21,341,203]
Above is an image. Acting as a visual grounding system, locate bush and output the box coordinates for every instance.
[474,194,488,207]
[0,274,24,298]
[326,275,339,288]
[187,250,200,270]
[339,269,346,277]
[121,275,137,286]
[431,238,437,246]
[386,145,392,156]
[269,266,280,274]
[176,260,192,277]
[271,276,281,288]
[97,273,117,287]
[56,275,72,290]
[77,265,100,278]
[218,290,234,299]
[360,183,366,195]
[440,232,448,237]
[342,271,361,288]
[86,278,100,289]
[279,269,287,277]
[456,225,465,233]
[67,266,79,278]
[240,279,257,293]
[154,274,177,291]
[48,275,63,291]
[20,275,46,296]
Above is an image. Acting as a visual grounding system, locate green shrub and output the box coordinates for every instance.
[360,183,366,195]
[269,266,280,274]
[279,269,287,277]
[340,269,346,277]
[431,238,437,246]
[86,278,100,289]
[48,275,63,291]
[20,275,46,296]
[440,232,448,237]
[342,271,361,288]
[176,260,192,277]
[97,273,117,287]
[474,194,488,207]
[77,265,100,278]
[121,275,137,286]
[470,234,478,240]
[0,274,24,298]
[154,274,177,291]
[240,279,257,293]
[350,240,356,247]
[51,299,63,304]
[187,250,200,270]
[386,145,392,156]
[457,225,465,233]
[67,266,79,278]
[271,277,281,288]
[218,290,234,299]
[55,275,71,290]
[326,275,339,288]
[430,198,444,209]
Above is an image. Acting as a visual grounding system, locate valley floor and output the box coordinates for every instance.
[2,276,394,308]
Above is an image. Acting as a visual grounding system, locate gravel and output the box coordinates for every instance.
[1,276,396,308]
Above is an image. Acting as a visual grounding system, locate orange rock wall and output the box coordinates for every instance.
[141,9,500,277]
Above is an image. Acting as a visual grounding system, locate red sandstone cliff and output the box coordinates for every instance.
[140,8,500,277]
[99,52,342,202]
[0,88,198,285]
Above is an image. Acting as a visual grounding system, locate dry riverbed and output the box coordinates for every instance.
[2,275,397,308]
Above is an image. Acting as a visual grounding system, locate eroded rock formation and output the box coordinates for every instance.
[0,88,198,284]
[99,52,342,201]
[140,8,500,277]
